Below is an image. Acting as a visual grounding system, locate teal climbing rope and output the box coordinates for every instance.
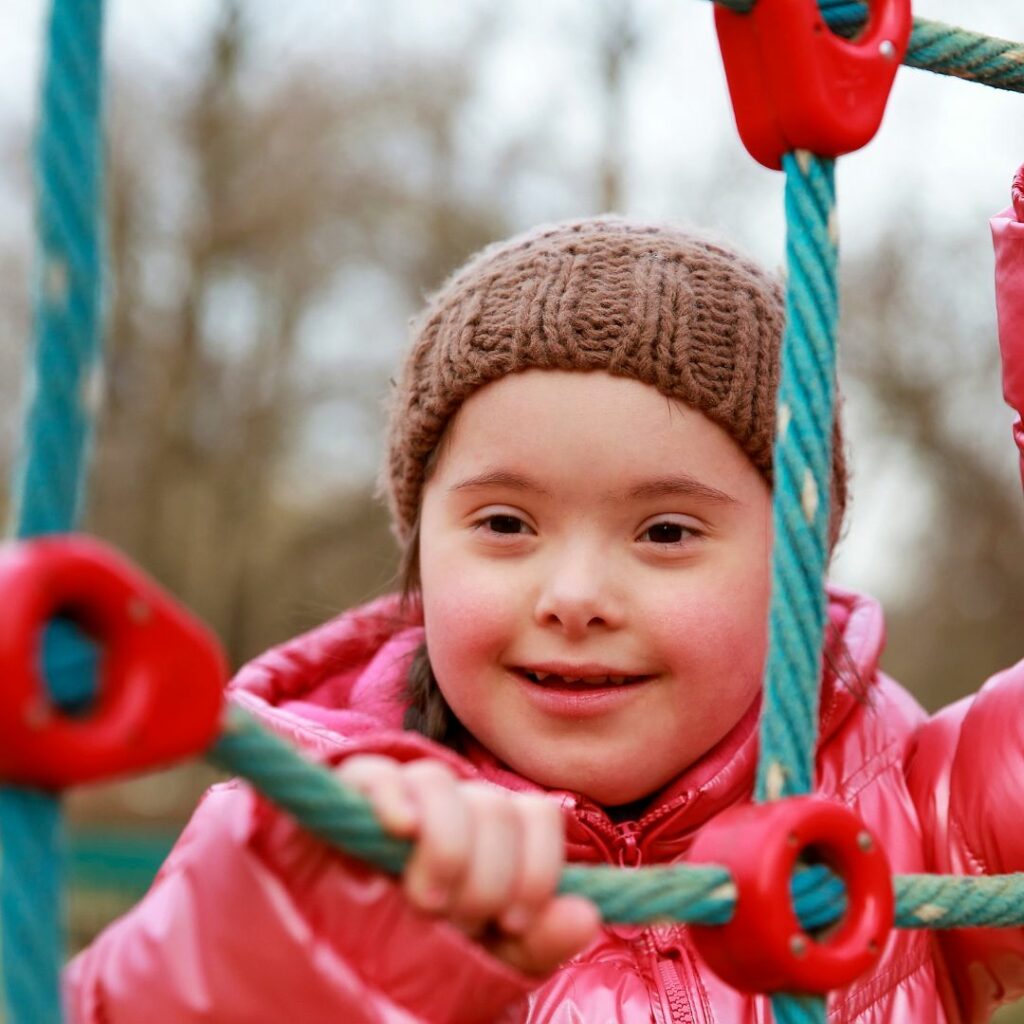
[756,148,838,1024]
[1,1,106,1022]
[11,0,105,537]
[210,706,1024,932]
[756,152,838,806]
[7,1,1024,1023]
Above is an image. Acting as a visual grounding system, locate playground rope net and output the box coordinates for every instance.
[3,2,1024,1022]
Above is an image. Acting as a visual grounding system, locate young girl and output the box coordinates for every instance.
[67,206,1024,1023]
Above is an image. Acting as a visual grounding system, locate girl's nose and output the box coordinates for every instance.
[533,547,625,639]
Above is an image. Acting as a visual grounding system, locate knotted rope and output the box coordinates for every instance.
[211,706,1024,934]
[6,1,1024,1022]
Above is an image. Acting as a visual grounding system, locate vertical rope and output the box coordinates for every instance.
[10,7,104,537]
[2,1,106,1021]
[756,151,838,805]
[771,993,830,1024]
[0,795,63,1024]
[757,151,838,1024]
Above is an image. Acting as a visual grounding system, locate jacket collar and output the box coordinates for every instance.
[229,585,885,866]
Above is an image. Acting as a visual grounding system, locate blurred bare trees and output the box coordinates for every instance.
[840,223,1023,709]
[3,1,645,670]
[79,5,524,664]
[0,0,1017,707]
[1,0,1021,985]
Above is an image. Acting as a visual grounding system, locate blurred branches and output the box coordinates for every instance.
[61,4,528,663]
[0,0,1019,845]
[840,223,1023,709]
[0,2,1020,981]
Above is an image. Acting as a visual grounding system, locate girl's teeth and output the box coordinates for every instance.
[522,670,638,687]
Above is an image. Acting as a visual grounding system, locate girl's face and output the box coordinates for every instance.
[418,370,773,806]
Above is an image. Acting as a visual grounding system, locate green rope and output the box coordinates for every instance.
[2,0,105,1020]
[208,708,1024,932]
[703,1,1022,1016]
[6,0,1024,1018]
[904,19,1024,92]
[755,152,837,804]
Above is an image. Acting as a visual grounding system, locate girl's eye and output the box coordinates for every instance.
[638,520,698,546]
[476,513,532,536]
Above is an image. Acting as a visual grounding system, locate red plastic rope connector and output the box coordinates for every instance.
[0,536,226,788]
[715,0,912,170]
[688,797,893,994]
[1012,164,1024,222]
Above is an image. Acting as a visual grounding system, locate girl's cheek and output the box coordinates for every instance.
[422,573,516,666]
[647,578,769,667]
[423,582,514,731]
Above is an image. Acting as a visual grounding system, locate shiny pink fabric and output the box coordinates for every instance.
[65,587,1024,1024]
[65,206,1024,1023]
[991,199,1024,487]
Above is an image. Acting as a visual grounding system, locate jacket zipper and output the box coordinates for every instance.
[659,959,695,1024]
[576,794,691,864]
[589,820,705,1023]
[616,821,642,866]
[576,802,705,1022]
[646,930,698,1024]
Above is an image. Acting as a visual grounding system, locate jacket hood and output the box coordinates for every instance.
[227,585,886,865]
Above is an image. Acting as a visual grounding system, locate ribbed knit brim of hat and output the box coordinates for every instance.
[383,216,847,551]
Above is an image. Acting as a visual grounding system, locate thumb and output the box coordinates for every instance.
[488,896,601,977]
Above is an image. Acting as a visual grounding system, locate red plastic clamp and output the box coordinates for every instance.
[688,796,893,994]
[1012,164,1024,222]
[0,536,226,788]
[715,0,912,170]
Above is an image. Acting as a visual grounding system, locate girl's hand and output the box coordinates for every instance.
[336,755,601,976]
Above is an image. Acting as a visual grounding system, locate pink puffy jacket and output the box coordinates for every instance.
[65,210,1024,1024]
[993,203,1024,485]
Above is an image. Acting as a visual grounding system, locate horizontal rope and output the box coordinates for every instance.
[710,0,1024,94]
[208,707,1024,931]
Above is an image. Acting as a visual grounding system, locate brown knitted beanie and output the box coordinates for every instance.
[385,216,847,550]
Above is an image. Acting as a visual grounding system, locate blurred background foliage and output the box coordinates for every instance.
[1,1,1023,1016]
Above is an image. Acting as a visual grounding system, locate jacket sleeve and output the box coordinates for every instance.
[990,199,1024,488]
[64,771,535,1023]
[904,660,1024,1024]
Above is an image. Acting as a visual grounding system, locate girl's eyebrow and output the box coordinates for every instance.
[623,475,737,505]
[450,470,735,505]
[450,470,553,496]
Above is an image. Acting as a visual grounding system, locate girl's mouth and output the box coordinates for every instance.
[515,668,651,690]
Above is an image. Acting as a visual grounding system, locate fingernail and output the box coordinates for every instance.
[410,879,447,912]
[386,796,417,832]
[500,906,530,935]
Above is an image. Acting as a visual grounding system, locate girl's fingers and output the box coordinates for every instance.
[490,895,602,977]
[335,755,418,837]
[446,783,519,930]
[336,756,581,969]
[401,760,471,912]
[497,796,565,936]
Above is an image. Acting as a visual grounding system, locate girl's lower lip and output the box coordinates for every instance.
[511,670,653,719]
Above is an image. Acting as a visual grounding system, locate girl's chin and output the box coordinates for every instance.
[503,752,681,807]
